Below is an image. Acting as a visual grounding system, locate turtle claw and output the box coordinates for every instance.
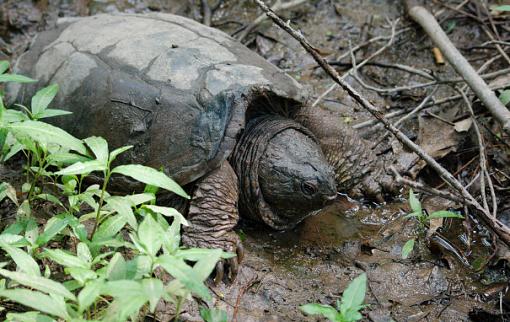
[227,257,239,280]
[212,233,242,284]
[213,261,224,286]
[236,239,245,263]
[213,255,240,285]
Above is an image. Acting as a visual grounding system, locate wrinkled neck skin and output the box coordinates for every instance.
[230,115,336,230]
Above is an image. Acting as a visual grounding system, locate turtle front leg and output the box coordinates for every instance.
[296,106,396,201]
[181,161,243,283]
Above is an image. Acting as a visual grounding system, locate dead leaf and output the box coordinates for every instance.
[427,217,443,237]
[418,115,463,159]
[454,118,473,133]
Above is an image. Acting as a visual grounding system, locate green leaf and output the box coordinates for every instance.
[31,84,58,116]
[200,307,228,322]
[24,217,38,246]
[111,164,189,199]
[101,280,148,321]
[339,273,367,317]
[66,267,97,285]
[142,278,164,312]
[0,241,40,276]
[0,182,18,206]
[105,196,137,230]
[0,61,9,74]
[109,145,133,163]
[0,268,75,300]
[92,214,127,242]
[404,212,421,219]
[137,214,163,257]
[55,160,106,176]
[0,128,7,154]
[77,243,92,263]
[157,255,211,301]
[300,303,338,321]
[34,194,64,209]
[427,210,464,220]
[106,253,127,281]
[401,239,415,260]
[143,205,188,226]
[6,311,56,322]
[35,108,72,119]
[3,220,26,235]
[35,215,70,246]
[0,289,69,319]
[2,141,23,161]
[68,217,88,243]
[43,249,89,269]
[77,280,102,313]
[124,255,151,280]
[0,74,36,83]
[175,248,234,262]
[4,109,29,123]
[408,189,422,215]
[499,89,510,106]
[0,234,30,247]
[161,219,181,254]
[444,20,456,34]
[342,308,363,322]
[84,136,109,164]
[123,193,155,206]
[101,279,142,298]
[103,295,147,322]
[494,5,510,11]
[191,249,224,281]
[46,152,91,166]
[8,120,87,155]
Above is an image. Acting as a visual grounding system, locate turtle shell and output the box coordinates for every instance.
[8,13,307,185]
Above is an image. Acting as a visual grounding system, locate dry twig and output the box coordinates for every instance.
[390,166,463,203]
[457,88,497,217]
[352,81,509,130]
[312,22,401,107]
[235,0,306,42]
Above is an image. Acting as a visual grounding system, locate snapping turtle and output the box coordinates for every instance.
[8,13,388,279]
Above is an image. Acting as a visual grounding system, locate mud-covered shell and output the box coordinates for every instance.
[9,13,307,185]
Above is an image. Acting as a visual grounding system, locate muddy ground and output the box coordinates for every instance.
[0,0,509,321]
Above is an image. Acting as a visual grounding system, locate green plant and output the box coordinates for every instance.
[498,89,510,106]
[0,61,230,321]
[401,189,464,259]
[300,273,367,322]
[493,5,510,12]
[200,307,228,322]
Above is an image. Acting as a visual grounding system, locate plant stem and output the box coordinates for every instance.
[174,297,184,321]
[27,148,46,201]
[90,170,111,238]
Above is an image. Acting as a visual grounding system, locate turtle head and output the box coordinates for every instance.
[258,127,337,225]
[231,115,336,230]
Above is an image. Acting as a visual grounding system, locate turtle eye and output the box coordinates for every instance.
[301,181,318,196]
